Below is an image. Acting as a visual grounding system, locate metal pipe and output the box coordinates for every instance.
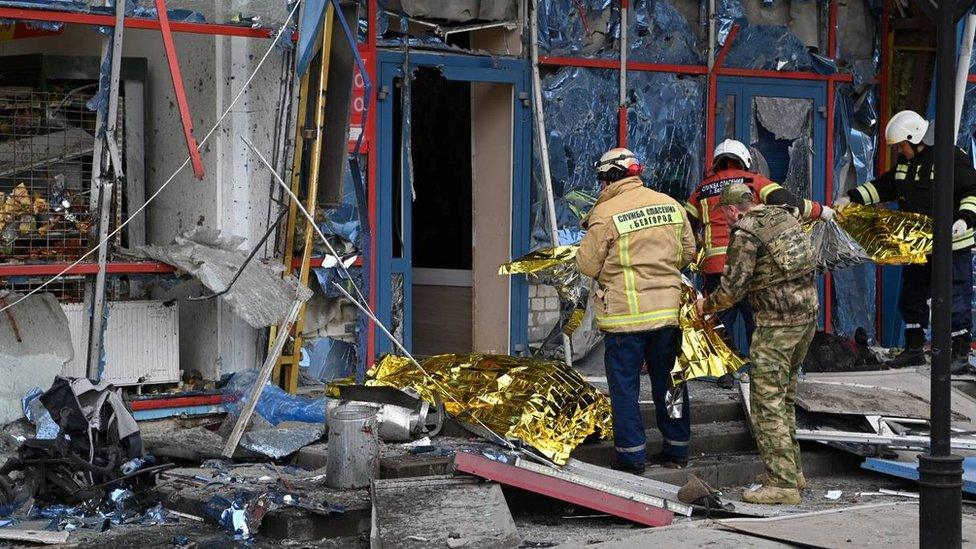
[707,0,715,69]
[956,14,976,139]
[530,0,573,366]
[618,0,628,147]
[920,2,965,546]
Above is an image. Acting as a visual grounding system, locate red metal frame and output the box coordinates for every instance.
[824,80,837,333]
[155,0,206,179]
[705,24,739,170]
[0,7,278,38]
[129,393,226,410]
[453,452,674,527]
[0,262,176,276]
[539,56,708,75]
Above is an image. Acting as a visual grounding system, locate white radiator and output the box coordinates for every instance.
[61,301,180,386]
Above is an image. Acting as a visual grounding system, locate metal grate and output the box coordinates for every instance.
[0,88,122,264]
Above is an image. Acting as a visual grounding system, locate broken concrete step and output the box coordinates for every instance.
[642,447,863,490]
[570,420,756,466]
[371,476,520,548]
[639,398,744,426]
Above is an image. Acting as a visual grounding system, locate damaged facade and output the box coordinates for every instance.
[0,0,974,545]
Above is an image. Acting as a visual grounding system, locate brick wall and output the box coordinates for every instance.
[528,283,562,343]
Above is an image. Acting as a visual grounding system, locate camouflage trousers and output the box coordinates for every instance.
[749,321,817,489]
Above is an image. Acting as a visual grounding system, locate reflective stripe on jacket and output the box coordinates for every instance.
[685,169,822,274]
[577,177,697,333]
[848,146,976,251]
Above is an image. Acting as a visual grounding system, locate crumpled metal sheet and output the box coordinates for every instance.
[330,353,613,465]
[754,97,811,142]
[241,425,326,459]
[628,0,702,65]
[670,278,747,387]
[138,227,312,328]
[499,246,588,336]
[806,219,871,272]
[836,204,933,265]
[532,67,705,249]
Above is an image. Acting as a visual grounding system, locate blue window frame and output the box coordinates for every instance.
[374,51,532,358]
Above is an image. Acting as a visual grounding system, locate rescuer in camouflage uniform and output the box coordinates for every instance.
[695,183,819,505]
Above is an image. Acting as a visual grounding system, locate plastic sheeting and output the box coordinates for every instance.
[538,0,702,64]
[530,67,705,248]
[303,337,357,381]
[222,370,329,426]
[830,76,879,340]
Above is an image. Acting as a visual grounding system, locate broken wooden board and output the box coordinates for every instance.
[453,451,680,527]
[796,380,968,421]
[717,502,976,548]
[371,475,520,549]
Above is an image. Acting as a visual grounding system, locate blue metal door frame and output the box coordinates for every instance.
[375,50,532,357]
[714,77,828,349]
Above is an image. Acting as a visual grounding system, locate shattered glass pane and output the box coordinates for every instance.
[830,81,879,341]
[392,272,404,344]
[530,67,705,250]
[721,94,736,141]
[538,0,702,62]
[749,96,812,199]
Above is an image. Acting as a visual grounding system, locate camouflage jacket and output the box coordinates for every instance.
[703,205,819,327]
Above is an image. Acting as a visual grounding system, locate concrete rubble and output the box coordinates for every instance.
[0,371,965,547]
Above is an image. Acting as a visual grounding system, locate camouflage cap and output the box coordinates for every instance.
[719,183,754,206]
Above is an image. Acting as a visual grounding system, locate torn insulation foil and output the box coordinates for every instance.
[836,204,933,265]
[329,354,613,465]
[805,219,871,272]
[139,227,313,327]
[499,246,588,336]
[670,279,747,387]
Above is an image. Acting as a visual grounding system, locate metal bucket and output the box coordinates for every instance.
[325,403,379,489]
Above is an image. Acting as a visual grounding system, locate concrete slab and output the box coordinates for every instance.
[717,502,976,548]
[558,521,792,548]
[0,293,73,424]
[571,420,756,465]
[796,380,966,421]
[371,476,520,548]
[805,369,976,430]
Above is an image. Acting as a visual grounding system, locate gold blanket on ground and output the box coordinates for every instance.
[329,353,613,465]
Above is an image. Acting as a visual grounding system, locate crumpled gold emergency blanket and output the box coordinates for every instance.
[330,353,613,465]
[836,203,932,265]
[670,278,747,386]
[499,246,588,336]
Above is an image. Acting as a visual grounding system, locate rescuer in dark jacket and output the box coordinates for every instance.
[834,110,976,371]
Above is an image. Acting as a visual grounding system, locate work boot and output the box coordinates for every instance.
[951,334,973,375]
[742,485,801,505]
[610,460,646,476]
[647,452,688,469]
[889,328,927,368]
[716,372,735,389]
[756,472,806,491]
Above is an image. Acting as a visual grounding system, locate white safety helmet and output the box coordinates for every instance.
[712,139,753,170]
[885,110,929,145]
[594,147,643,182]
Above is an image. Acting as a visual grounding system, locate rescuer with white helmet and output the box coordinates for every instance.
[833,110,976,370]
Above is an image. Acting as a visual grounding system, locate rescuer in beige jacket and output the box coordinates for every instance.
[577,152,697,333]
[576,147,697,474]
